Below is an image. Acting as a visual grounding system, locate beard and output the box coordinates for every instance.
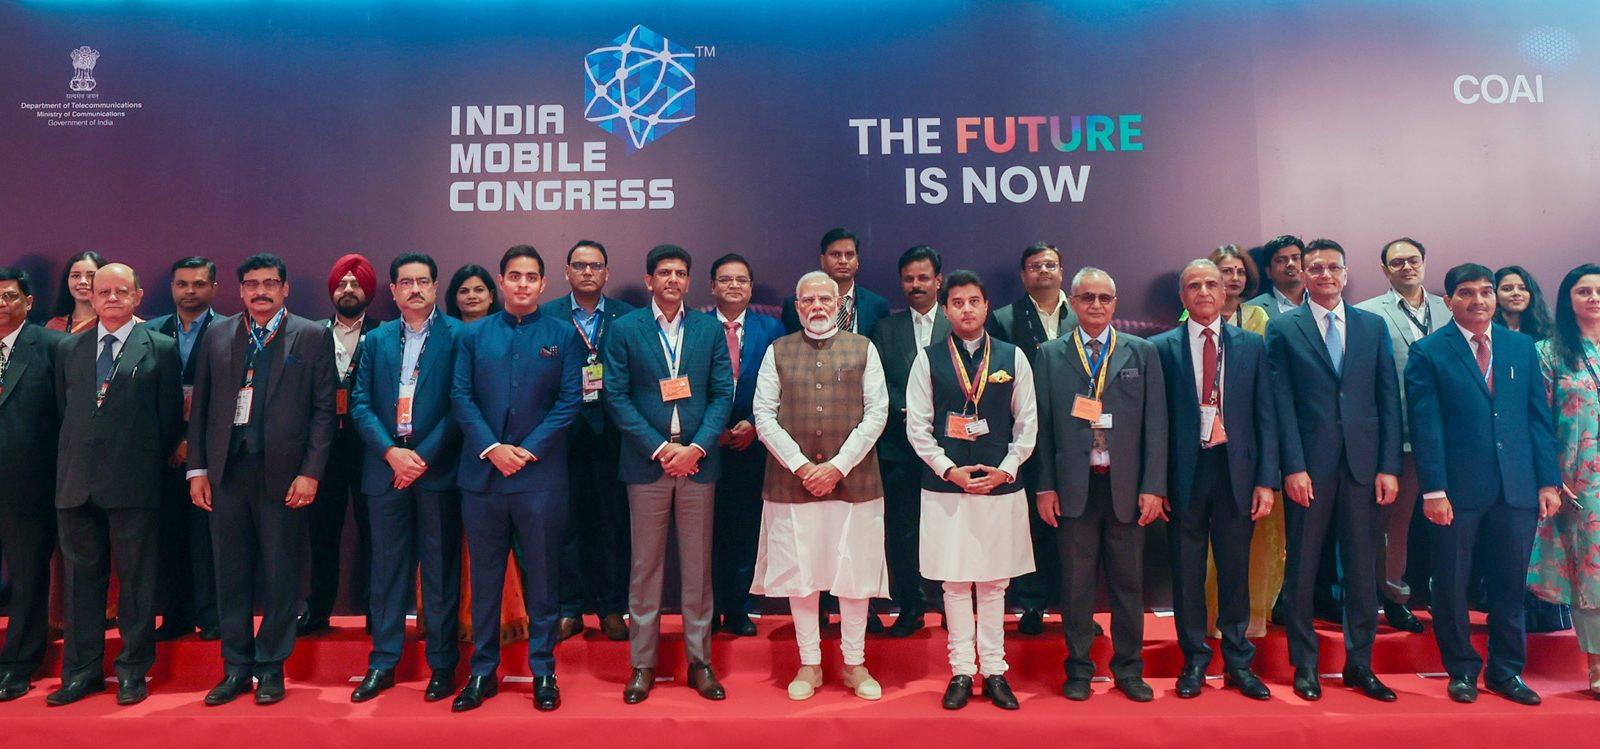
[336,294,368,316]
[803,314,836,336]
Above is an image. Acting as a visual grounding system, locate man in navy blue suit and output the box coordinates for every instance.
[707,253,784,636]
[1266,238,1403,702]
[449,245,584,712]
[782,227,890,337]
[1406,262,1561,705]
[1153,259,1276,701]
[543,239,635,643]
[347,253,464,704]
[605,244,735,704]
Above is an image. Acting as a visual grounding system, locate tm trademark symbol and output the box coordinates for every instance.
[695,45,716,58]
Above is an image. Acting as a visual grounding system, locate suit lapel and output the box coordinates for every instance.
[107,327,150,405]
[0,325,40,409]
[1294,308,1339,375]
[1442,323,1492,399]
[414,318,447,393]
[932,309,952,349]
[1103,329,1134,393]
[264,319,295,406]
[1383,297,1418,346]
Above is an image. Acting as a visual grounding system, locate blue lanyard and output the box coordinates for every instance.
[656,321,682,375]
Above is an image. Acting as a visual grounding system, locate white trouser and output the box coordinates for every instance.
[789,592,868,666]
[943,579,1009,676]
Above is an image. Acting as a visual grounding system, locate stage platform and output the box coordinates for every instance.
[3,611,1595,747]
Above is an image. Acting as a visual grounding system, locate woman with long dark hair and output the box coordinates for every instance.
[1495,265,1554,341]
[1527,263,1600,699]
[46,250,106,333]
[445,264,501,323]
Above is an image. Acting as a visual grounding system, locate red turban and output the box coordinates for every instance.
[327,253,377,300]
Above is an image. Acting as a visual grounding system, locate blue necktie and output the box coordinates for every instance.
[1324,313,1344,376]
[96,333,117,385]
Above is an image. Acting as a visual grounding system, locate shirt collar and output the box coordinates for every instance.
[333,314,365,333]
[1077,326,1111,346]
[179,307,214,333]
[570,293,605,316]
[652,300,685,329]
[804,325,839,341]
[1461,322,1493,343]
[1186,317,1223,340]
[715,308,747,327]
[1310,298,1344,323]
[403,309,436,336]
[1390,287,1428,311]
[910,306,937,326]
[1032,289,1068,316]
[1,321,24,350]
[96,319,136,344]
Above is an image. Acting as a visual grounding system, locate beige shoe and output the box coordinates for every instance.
[841,665,882,701]
[787,665,824,701]
[1587,655,1600,697]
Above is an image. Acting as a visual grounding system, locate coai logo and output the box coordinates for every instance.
[69,46,99,92]
[583,25,697,151]
[1454,27,1577,105]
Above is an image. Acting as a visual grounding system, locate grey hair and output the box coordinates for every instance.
[1070,266,1116,295]
[1178,258,1220,291]
[795,270,839,297]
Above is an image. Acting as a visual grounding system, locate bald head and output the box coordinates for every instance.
[92,263,143,329]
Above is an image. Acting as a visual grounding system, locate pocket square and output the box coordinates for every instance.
[540,345,560,358]
[987,370,1013,384]
[1118,369,1140,380]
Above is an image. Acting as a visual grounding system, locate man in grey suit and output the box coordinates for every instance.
[1245,235,1307,320]
[1354,237,1449,634]
[188,253,337,706]
[1033,267,1167,703]
[869,245,949,637]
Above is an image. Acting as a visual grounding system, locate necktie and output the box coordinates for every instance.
[1324,313,1343,376]
[1474,333,1492,392]
[0,341,9,386]
[1086,338,1108,458]
[724,320,742,380]
[1201,328,1219,404]
[836,295,853,332]
[96,333,117,386]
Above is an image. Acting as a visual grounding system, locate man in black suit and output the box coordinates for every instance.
[869,245,948,637]
[0,267,67,702]
[545,240,635,643]
[188,253,337,706]
[48,263,184,706]
[300,253,383,635]
[1266,238,1403,702]
[986,242,1077,634]
[144,256,222,641]
[1152,259,1276,701]
[782,227,891,337]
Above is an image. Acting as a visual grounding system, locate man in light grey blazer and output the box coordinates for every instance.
[1354,237,1450,634]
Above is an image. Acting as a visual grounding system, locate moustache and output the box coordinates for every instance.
[408,293,424,301]
[909,288,927,296]
[251,296,273,304]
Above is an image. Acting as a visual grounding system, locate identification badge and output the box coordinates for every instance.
[582,363,604,403]
[336,388,349,416]
[1092,413,1114,430]
[183,385,195,421]
[1071,395,1103,422]
[659,376,691,402]
[945,412,978,441]
[233,387,253,426]
[1199,404,1228,445]
[397,382,416,428]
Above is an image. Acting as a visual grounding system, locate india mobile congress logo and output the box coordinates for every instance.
[69,46,99,92]
[583,25,696,151]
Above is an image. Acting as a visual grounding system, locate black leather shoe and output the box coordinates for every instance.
[204,674,253,706]
[687,663,726,700]
[1383,600,1425,633]
[46,677,106,706]
[294,614,331,637]
[722,613,758,637]
[865,612,887,634]
[198,625,221,641]
[556,616,584,642]
[1175,665,1205,698]
[1447,675,1478,703]
[1061,677,1091,701]
[533,675,560,711]
[1224,668,1271,700]
[1484,676,1541,706]
[116,678,148,706]
[254,672,286,705]
[1018,609,1044,636]
[451,674,498,712]
[424,670,456,702]
[888,611,925,638]
[0,673,32,701]
[981,675,1019,709]
[1342,665,1397,702]
[350,669,395,702]
[1114,677,1154,702]
[623,668,653,704]
[156,622,196,641]
[600,613,629,641]
[942,675,973,709]
[1293,668,1322,701]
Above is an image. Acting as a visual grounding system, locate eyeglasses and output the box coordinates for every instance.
[715,276,751,286]
[1305,263,1346,277]
[1386,257,1423,270]
[0,291,24,304]
[395,278,434,290]
[569,262,606,273]
[241,279,284,292]
[1025,261,1061,273]
[1074,293,1116,306]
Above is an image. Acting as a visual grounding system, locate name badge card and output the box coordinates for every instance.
[234,387,253,426]
[945,412,987,441]
[183,384,195,421]
[397,383,416,428]
[1092,413,1113,430]
[1199,404,1228,445]
[582,363,605,403]
[659,376,692,402]
[1071,395,1103,423]
[336,388,350,416]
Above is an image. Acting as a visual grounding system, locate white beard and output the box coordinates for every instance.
[804,315,836,336]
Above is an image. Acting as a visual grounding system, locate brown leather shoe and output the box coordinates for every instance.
[687,663,726,700]
[556,616,584,642]
[623,668,654,704]
[600,613,629,642]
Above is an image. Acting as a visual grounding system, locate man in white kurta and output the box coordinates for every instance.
[906,270,1037,710]
[752,271,890,701]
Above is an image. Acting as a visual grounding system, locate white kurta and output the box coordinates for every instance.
[907,344,1039,582]
[748,329,891,599]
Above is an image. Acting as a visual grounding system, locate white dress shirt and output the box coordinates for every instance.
[332,314,366,375]
[1031,290,1070,341]
[1,320,25,364]
[1310,298,1346,352]
[1186,317,1226,404]
[904,341,1038,483]
[910,306,938,348]
[94,319,135,364]
[752,328,888,477]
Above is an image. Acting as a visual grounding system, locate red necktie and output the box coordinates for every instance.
[1201,328,1219,405]
[1474,332,1492,393]
[724,321,742,380]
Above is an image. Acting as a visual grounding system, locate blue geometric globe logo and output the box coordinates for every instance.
[584,25,697,152]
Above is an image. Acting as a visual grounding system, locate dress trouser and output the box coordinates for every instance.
[1283,460,1379,669]
[1170,447,1255,670]
[0,512,53,678]
[157,465,217,631]
[879,451,928,618]
[557,418,630,619]
[303,430,369,622]
[367,485,462,672]
[1378,452,1421,605]
[1429,498,1537,682]
[712,444,765,621]
[463,489,564,677]
[57,501,159,683]
[626,476,715,669]
[1012,483,1060,614]
[944,580,1009,676]
[1058,472,1145,681]
[212,451,306,678]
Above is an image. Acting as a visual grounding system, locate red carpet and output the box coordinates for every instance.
[3,612,1595,748]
